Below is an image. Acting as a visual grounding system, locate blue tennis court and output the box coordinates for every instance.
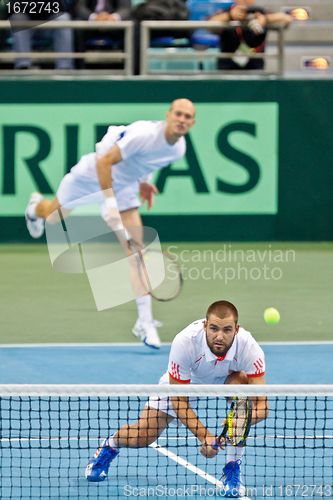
[1,342,333,384]
[0,343,332,499]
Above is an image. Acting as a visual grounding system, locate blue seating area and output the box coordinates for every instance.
[188,0,233,20]
[189,0,233,48]
[151,0,233,49]
[149,0,233,72]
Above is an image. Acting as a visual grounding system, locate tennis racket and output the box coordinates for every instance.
[212,397,252,449]
[127,238,183,302]
[103,196,183,302]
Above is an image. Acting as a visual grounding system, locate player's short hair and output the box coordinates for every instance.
[169,98,196,116]
[206,300,238,323]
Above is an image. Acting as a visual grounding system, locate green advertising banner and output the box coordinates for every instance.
[1,79,332,241]
[0,103,278,216]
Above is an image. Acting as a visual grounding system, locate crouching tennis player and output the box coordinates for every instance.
[85,300,268,497]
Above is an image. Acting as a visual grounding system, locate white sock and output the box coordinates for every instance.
[106,436,118,450]
[136,295,153,324]
[226,445,245,463]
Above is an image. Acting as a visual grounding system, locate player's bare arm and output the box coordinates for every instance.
[266,11,293,26]
[248,375,269,424]
[96,144,123,194]
[96,144,124,231]
[169,375,220,458]
[210,4,246,23]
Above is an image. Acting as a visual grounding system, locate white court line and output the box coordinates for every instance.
[1,433,332,444]
[0,342,147,348]
[259,341,333,346]
[149,442,223,488]
[149,442,251,500]
[0,435,251,498]
[0,341,333,348]
[0,437,95,443]
[154,434,333,441]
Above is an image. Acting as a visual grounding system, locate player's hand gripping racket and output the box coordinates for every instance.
[212,397,252,450]
[104,196,183,302]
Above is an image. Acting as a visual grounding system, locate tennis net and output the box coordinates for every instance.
[0,384,332,499]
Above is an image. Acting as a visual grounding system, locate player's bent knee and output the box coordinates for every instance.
[132,427,161,447]
[137,424,164,445]
[135,422,167,447]
[138,434,159,447]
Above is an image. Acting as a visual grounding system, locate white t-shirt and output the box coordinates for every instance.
[161,319,265,385]
[70,121,186,192]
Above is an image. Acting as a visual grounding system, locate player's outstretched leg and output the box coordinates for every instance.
[120,210,162,350]
[85,438,119,482]
[221,459,246,497]
[85,407,171,482]
[132,295,161,349]
[25,192,45,238]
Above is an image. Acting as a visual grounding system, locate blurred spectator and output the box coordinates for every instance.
[73,0,131,68]
[210,0,293,70]
[131,0,188,74]
[0,0,8,52]
[9,0,75,69]
[74,0,131,22]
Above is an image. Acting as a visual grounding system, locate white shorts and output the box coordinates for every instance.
[146,396,199,420]
[146,374,197,420]
[146,372,228,420]
[56,154,140,213]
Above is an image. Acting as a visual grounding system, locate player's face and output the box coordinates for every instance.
[166,102,196,138]
[204,314,239,357]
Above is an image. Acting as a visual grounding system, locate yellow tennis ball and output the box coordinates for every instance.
[264,307,280,325]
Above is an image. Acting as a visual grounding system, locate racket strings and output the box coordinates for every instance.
[134,248,183,301]
[227,398,252,447]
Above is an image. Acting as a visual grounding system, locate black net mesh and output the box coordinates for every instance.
[0,389,332,499]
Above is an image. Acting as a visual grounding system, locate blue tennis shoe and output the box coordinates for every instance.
[221,460,245,497]
[85,439,119,482]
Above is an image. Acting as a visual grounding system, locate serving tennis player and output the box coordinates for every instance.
[85,300,268,497]
[25,99,196,349]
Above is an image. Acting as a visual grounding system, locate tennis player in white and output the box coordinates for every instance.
[25,98,196,349]
[85,300,268,497]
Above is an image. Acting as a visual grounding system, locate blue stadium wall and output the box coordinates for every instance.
[0,79,332,242]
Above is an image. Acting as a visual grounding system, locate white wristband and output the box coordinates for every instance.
[104,197,118,210]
